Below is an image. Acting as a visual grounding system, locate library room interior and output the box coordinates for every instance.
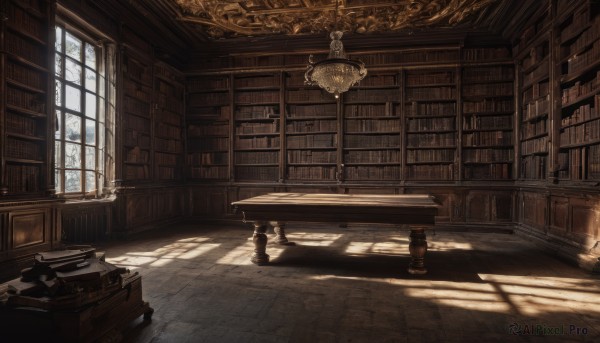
[1,0,600,342]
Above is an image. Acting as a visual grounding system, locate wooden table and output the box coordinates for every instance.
[231,193,439,274]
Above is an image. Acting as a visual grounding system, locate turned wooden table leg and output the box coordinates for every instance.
[251,221,269,265]
[270,221,292,245]
[408,226,428,275]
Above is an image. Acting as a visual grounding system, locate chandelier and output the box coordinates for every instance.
[305,0,367,98]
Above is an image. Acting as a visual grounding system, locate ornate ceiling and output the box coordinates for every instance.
[174,0,500,39]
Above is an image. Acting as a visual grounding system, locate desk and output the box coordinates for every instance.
[231,193,439,274]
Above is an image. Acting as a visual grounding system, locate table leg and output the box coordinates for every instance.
[251,221,269,265]
[408,226,428,275]
[270,221,292,245]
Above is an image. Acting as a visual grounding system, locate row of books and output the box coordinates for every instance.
[288,150,337,164]
[406,87,456,101]
[406,102,456,116]
[515,13,550,54]
[344,166,400,180]
[407,117,455,131]
[157,94,183,112]
[156,166,177,180]
[125,147,149,163]
[406,71,454,85]
[236,121,279,134]
[154,64,184,84]
[235,151,279,164]
[407,164,454,180]
[191,137,228,151]
[154,137,182,153]
[235,136,280,149]
[522,97,549,121]
[463,99,513,113]
[464,164,512,180]
[124,114,150,133]
[156,109,182,127]
[288,134,335,148]
[6,138,42,161]
[344,103,396,117]
[590,144,600,179]
[407,149,454,163]
[463,66,513,83]
[123,130,151,148]
[521,136,549,155]
[232,55,283,69]
[187,152,228,165]
[344,89,399,102]
[462,48,511,61]
[188,92,228,107]
[560,5,596,44]
[124,95,151,117]
[5,32,46,67]
[523,59,549,87]
[235,90,279,104]
[522,43,549,71]
[520,155,547,179]
[288,166,335,180]
[6,164,40,192]
[6,112,39,137]
[463,131,513,146]
[463,83,513,98]
[406,133,455,147]
[235,166,278,180]
[564,17,600,60]
[560,117,600,146]
[189,166,228,179]
[6,61,45,90]
[346,119,400,132]
[123,82,152,102]
[156,123,181,139]
[124,58,152,86]
[7,87,46,114]
[287,89,332,102]
[561,101,598,127]
[463,148,513,163]
[344,150,399,163]
[561,77,600,105]
[523,80,549,103]
[288,104,337,117]
[359,74,397,87]
[236,106,278,120]
[354,50,460,65]
[344,134,399,148]
[566,40,600,76]
[463,115,512,130]
[235,75,279,88]
[521,119,547,140]
[124,164,149,180]
[187,77,229,92]
[6,2,44,40]
[287,119,336,133]
[188,105,229,118]
[285,73,306,87]
[154,152,179,166]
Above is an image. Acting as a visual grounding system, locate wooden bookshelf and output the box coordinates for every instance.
[234,73,281,181]
[404,68,458,181]
[285,72,338,181]
[186,75,231,181]
[1,0,50,195]
[462,65,515,180]
[122,51,153,181]
[516,7,552,180]
[556,1,600,181]
[153,63,184,181]
[342,72,401,182]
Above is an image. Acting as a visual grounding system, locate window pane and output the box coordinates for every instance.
[65,85,81,112]
[85,146,95,169]
[55,170,61,193]
[55,110,62,139]
[65,58,82,85]
[65,113,81,142]
[55,81,62,106]
[85,92,96,119]
[85,68,97,92]
[85,171,96,192]
[55,54,62,76]
[55,141,62,166]
[85,43,96,69]
[65,32,81,60]
[86,119,96,146]
[65,170,81,192]
[65,142,82,169]
[55,27,63,51]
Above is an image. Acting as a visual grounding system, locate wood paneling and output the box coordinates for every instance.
[570,198,599,238]
[549,196,569,232]
[10,211,45,249]
[520,191,547,230]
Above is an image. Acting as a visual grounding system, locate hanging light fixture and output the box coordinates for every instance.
[305,0,367,98]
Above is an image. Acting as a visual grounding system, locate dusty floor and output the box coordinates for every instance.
[99,223,600,342]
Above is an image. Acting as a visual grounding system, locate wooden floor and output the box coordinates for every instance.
[100,223,600,343]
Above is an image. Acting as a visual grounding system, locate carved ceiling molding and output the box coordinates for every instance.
[174,0,498,39]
